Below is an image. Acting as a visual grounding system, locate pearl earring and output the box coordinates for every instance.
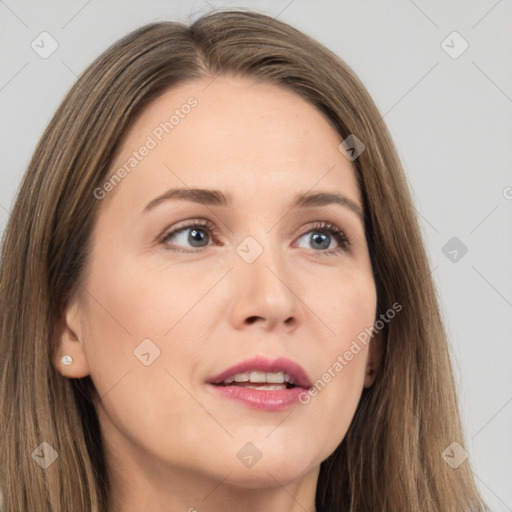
[61,355,73,366]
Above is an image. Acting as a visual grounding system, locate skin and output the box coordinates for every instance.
[54,76,382,512]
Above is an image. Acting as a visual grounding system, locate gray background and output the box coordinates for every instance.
[1,0,511,509]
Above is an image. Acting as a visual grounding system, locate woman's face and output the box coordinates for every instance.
[57,76,379,494]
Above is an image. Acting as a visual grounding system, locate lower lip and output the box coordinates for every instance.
[207,384,308,411]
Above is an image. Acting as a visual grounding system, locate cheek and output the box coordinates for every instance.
[82,245,377,399]
[304,256,377,346]
[81,249,220,343]
[80,256,216,467]
[78,252,222,422]
[298,265,376,435]
[79,239,377,478]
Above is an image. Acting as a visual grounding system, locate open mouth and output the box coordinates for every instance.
[210,371,299,390]
[205,356,312,411]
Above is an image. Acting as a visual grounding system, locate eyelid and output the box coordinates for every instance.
[159,218,351,254]
[158,218,219,245]
[303,220,351,246]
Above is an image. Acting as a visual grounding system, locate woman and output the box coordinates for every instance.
[0,9,489,512]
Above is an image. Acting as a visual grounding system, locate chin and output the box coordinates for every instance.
[224,467,309,490]
[218,454,318,489]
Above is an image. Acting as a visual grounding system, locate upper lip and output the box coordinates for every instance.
[206,356,313,389]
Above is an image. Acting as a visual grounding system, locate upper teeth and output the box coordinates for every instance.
[223,371,296,385]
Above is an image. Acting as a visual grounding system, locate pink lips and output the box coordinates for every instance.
[206,356,313,412]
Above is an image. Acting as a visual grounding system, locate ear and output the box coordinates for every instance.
[52,296,91,378]
[364,331,383,388]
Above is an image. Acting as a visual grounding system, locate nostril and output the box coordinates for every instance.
[245,316,295,325]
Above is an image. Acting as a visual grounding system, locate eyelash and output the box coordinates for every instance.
[159,218,352,256]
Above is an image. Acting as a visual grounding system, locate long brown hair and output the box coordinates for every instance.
[0,9,489,512]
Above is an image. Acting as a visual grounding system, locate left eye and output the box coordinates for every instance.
[294,222,351,254]
[296,229,345,252]
[160,220,351,255]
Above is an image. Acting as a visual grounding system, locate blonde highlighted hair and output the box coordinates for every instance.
[0,9,488,511]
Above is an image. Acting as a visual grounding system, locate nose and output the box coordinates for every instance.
[228,241,300,332]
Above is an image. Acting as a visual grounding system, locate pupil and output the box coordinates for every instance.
[312,232,329,250]
[189,229,208,247]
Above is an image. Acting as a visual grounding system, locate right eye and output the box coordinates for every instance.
[160,219,219,253]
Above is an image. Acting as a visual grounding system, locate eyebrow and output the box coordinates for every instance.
[143,187,364,219]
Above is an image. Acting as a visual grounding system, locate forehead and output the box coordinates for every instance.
[102,75,361,213]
